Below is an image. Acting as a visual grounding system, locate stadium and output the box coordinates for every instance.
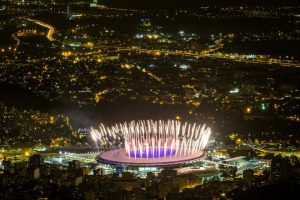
[91,120,211,172]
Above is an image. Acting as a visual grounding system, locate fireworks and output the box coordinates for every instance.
[91,120,211,159]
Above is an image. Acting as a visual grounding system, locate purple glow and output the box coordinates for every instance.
[91,120,211,160]
[98,148,206,167]
[129,148,176,158]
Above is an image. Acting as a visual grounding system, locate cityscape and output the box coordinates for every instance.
[0,0,299,199]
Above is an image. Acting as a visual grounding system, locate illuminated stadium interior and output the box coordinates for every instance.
[91,120,211,167]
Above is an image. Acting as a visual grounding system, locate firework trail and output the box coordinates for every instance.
[91,120,211,159]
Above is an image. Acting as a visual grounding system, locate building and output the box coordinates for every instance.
[29,154,44,167]
[93,120,211,174]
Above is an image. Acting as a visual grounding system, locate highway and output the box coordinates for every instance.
[96,45,299,68]
[26,18,56,41]
[244,143,300,157]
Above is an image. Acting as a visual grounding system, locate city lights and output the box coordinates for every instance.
[0,0,299,199]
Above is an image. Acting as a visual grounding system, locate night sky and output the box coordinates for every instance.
[100,0,300,9]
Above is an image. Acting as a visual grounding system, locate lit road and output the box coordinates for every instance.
[96,45,299,68]
[26,18,56,41]
[244,143,300,157]
[96,40,223,58]
[11,33,20,46]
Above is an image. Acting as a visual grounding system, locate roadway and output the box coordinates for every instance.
[26,18,56,41]
[244,143,300,157]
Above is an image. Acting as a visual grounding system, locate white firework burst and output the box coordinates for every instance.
[90,120,211,159]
